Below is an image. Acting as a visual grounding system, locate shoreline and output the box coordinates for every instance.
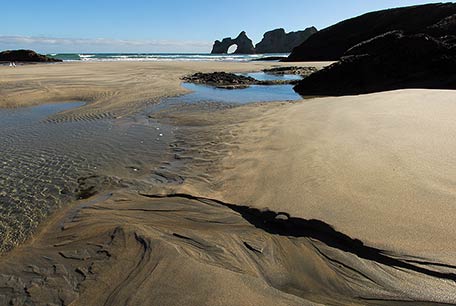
[0,60,329,111]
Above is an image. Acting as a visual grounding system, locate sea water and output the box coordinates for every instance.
[47,53,289,62]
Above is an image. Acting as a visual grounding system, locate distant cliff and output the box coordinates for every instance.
[211,27,317,54]
[0,50,62,62]
[255,27,317,53]
[286,3,456,61]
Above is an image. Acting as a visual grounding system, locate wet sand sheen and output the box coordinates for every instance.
[0,62,455,305]
[0,61,328,117]
[0,69,305,252]
[0,101,175,252]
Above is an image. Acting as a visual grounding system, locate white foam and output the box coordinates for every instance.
[60,53,290,62]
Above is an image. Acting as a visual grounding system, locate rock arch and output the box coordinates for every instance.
[211,31,256,54]
[227,44,238,54]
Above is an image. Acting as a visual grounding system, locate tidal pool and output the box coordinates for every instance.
[0,102,173,252]
[0,75,303,252]
[162,81,303,107]
[239,71,303,81]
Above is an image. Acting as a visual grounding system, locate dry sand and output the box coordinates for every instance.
[184,89,456,262]
[1,61,455,305]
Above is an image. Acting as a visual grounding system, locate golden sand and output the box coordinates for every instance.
[0,61,455,305]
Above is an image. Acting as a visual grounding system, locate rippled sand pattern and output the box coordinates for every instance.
[0,102,173,252]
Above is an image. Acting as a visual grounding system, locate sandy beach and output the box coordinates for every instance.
[0,61,328,119]
[188,89,456,260]
[1,61,456,305]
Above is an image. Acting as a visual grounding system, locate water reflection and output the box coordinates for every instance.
[0,102,172,251]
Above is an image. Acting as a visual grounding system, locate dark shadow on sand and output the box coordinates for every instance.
[140,192,456,283]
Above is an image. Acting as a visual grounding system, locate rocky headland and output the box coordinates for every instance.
[286,3,456,61]
[289,3,456,95]
[0,49,62,62]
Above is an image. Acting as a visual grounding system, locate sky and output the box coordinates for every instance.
[0,0,446,53]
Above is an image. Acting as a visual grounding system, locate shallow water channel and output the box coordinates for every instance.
[0,102,173,251]
[0,72,303,251]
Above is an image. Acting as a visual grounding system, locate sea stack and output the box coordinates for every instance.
[255,27,317,53]
[211,31,256,54]
[211,27,318,54]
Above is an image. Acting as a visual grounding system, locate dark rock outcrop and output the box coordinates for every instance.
[294,31,456,96]
[425,13,456,37]
[252,56,287,61]
[286,3,456,61]
[183,72,258,88]
[211,32,256,54]
[255,27,317,53]
[183,71,303,88]
[0,49,62,62]
[211,27,318,54]
[263,66,318,76]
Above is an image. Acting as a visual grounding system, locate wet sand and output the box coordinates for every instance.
[1,61,456,305]
[0,61,328,120]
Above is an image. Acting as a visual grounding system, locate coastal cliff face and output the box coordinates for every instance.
[0,50,62,62]
[294,31,456,95]
[211,31,256,54]
[291,3,456,95]
[255,27,317,53]
[286,3,456,61]
[211,27,317,54]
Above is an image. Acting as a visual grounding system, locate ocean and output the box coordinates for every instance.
[46,53,289,62]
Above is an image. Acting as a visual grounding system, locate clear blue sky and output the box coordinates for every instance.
[0,0,445,53]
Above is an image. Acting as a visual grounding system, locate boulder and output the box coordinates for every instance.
[286,3,456,61]
[293,31,456,96]
[0,49,62,62]
[255,27,317,53]
[211,31,256,54]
